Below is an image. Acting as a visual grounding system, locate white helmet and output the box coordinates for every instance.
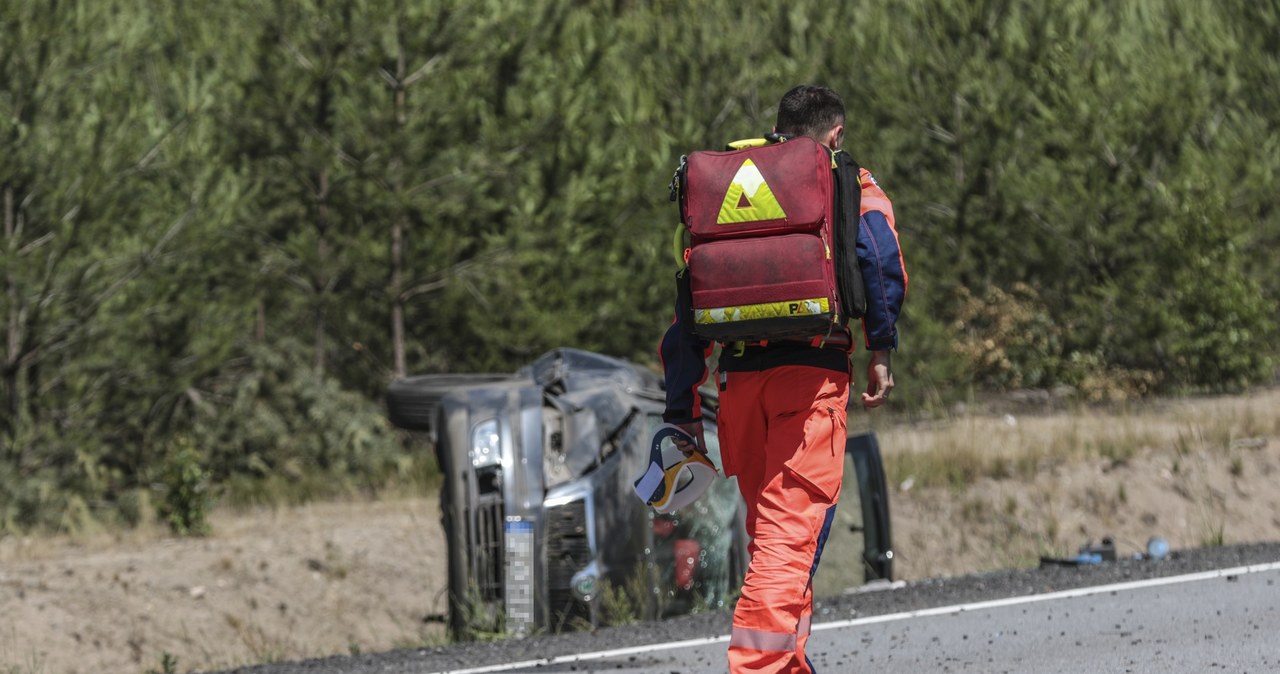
[633,424,718,514]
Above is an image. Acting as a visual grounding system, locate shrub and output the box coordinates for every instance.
[157,436,211,536]
[950,283,1063,390]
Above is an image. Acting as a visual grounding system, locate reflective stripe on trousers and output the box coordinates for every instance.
[718,365,849,674]
[729,612,813,652]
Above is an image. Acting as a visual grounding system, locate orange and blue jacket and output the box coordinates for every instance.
[659,167,907,425]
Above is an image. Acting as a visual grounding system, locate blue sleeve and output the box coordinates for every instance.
[856,209,907,351]
[659,271,712,423]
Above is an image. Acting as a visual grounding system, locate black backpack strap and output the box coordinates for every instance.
[832,150,867,319]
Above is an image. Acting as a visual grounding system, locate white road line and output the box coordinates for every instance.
[430,560,1280,674]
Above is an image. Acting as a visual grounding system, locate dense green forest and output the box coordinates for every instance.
[2,0,1277,532]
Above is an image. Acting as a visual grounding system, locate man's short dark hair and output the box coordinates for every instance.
[775,85,845,139]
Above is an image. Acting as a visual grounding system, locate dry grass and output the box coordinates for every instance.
[863,387,1280,580]
[869,388,1280,491]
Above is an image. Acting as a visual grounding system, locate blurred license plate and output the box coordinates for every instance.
[505,517,534,636]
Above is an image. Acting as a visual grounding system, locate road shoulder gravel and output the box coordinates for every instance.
[207,541,1280,674]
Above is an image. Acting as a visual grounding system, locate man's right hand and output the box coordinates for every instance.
[672,420,706,456]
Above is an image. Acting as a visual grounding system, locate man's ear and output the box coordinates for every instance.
[824,124,845,150]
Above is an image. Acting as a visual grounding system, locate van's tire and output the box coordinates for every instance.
[385,374,511,432]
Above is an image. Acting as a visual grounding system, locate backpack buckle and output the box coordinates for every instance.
[668,154,687,202]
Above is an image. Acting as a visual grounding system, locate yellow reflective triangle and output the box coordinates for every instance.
[717,159,787,224]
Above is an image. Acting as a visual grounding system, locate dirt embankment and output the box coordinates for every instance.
[883,388,1280,579]
[0,499,450,674]
[1,389,1277,674]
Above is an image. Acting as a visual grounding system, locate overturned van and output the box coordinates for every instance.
[386,348,892,640]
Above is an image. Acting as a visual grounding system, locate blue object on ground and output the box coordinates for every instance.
[1146,536,1169,560]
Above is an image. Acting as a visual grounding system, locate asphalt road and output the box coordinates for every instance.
[212,542,1280,674]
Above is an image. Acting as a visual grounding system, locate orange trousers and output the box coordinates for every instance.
[718,365,850,674]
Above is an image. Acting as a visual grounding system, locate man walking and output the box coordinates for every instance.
[660,84,907,673]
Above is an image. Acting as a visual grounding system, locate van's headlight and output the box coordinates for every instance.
[470,419,502,468]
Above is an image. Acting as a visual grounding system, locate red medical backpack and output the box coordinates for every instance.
[672,136,865,342]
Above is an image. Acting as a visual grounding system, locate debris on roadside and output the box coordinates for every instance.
[1039,535,1170,568]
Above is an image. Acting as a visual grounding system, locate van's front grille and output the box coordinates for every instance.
[469,467,505,602]
[545,499,591,630]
